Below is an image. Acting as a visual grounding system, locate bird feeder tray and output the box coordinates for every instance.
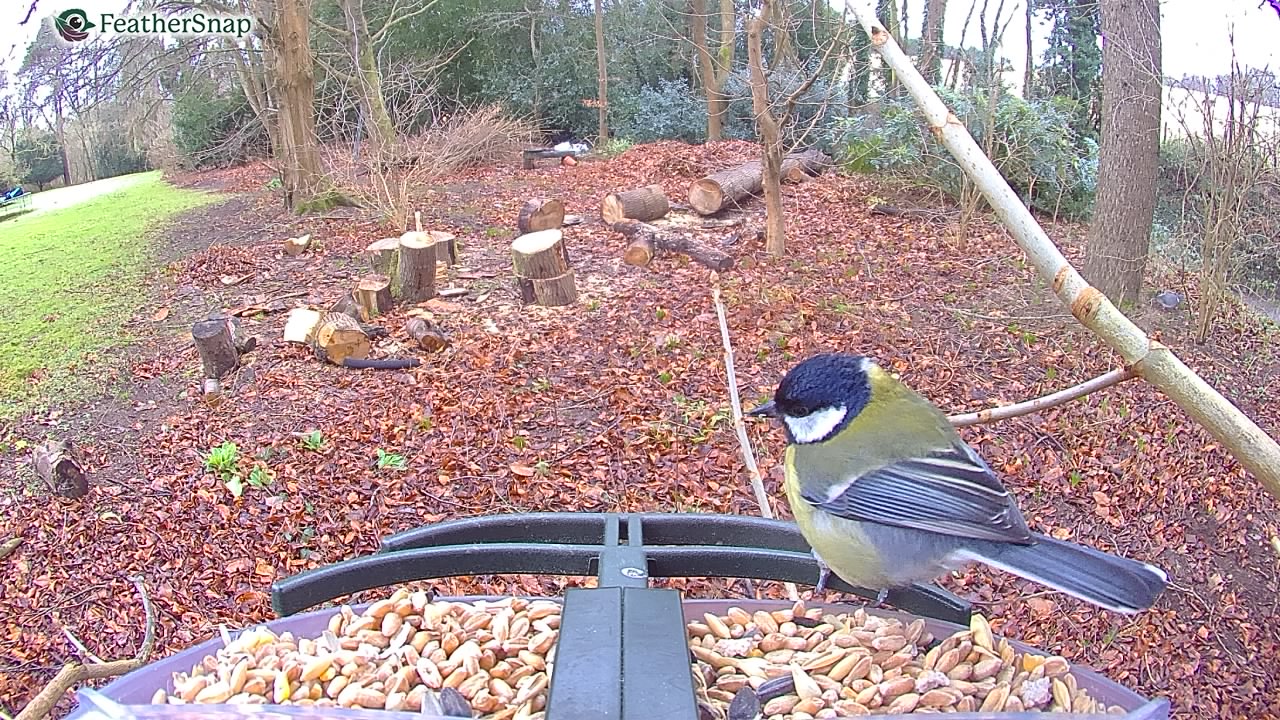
[66,512,1169,720]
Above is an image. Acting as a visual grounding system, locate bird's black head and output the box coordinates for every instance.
[749,352,873,444]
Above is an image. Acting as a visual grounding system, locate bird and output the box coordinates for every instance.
[748,352,1169,614]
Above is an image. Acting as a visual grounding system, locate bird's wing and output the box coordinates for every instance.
[801,442,1035,544]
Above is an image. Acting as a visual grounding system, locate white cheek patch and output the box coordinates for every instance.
[784,405,848,444]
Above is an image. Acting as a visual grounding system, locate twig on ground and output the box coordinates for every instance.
[59,628,105,665]
[16,576,156,720]
[711,275,799,602]
[948,368,1138,427]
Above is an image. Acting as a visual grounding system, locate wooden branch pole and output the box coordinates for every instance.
[601,184,669,224]
[31,440,87,498]
[312,312,371,365]
[853,10,1280,499]
[396,232,437,302]
[511,229,577,306]
[612,220,733,271]
[406,317,449,352]
[355,274,394,320]
[516,198,565,234]
[948,368,1138,427]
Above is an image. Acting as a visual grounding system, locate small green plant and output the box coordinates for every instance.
[655,306,669,321]
[299,430,325,451]
[511,435,528,451]
[534,460,551,477]
[416,416,433,432]
[248,465,274,488]
[1068,470,1084,488]
[265,177,283,190]
[657,370,673,384]
[595,137,635,158]
[375,448,407,470]
[587,298,601,312]
[530,377,552,393]
[485,226,506,238]
[204,441,239,475]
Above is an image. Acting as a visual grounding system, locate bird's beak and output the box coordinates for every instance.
[747,400,778,418]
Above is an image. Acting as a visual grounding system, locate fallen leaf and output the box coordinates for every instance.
[510,463,535,477]
[151,307,170,322]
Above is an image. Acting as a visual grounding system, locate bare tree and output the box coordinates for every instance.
[690,0,736,140]
[262,0,324,209]
[919,0,947,84]
[746,0,845,255]
[1023,0,1033,97]
[1083,0,1162,306]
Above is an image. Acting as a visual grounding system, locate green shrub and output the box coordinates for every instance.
[831,88,1097,219]
[612,79,707,143]
[172,85,266,167]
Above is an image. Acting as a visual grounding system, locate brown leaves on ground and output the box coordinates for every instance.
[2,140,1279,719]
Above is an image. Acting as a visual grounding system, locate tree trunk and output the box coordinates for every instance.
[356,274,394,320]
[1023,0,1034,98]
[594,0,609,142]
[192,315,251,380]
[601,185,670,223]
[688,151,825,215]
[747,6,785,256]
[1083,0,1161,307]
[919,0,947,85]
[396,234,438,302]
[877,0,902,97]
[338,0,396,167]
[267,0,323,210]
[612,220,734,271]
[512,230,577,306]
[690,0,735,140]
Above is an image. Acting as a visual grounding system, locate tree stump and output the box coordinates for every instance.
[511,229,577,307]
[192,316,241,380]
[516,198,565,234]
[356,274,394,320]
[601,184,669,224]
[32,440,87,498]
[406,317,450,352]
[364,238,401,281]
[330,291,362,320]
[430,230,459,266]
[397,234,437,302]
[611,220,734,271]
[312,312,371,365]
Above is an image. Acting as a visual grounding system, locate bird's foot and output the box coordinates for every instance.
[873,587,890,608]
[812,550,833,595]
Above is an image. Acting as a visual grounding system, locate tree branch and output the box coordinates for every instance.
[19,0,40,24]
[15,576,156,720]
[372,0,440,45]
[851,8,1280,500]
[711,278,799,603]
[948,368,1138,427]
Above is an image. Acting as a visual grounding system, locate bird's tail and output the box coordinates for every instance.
[959,534,1169,614]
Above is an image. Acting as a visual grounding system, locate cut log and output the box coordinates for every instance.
[397,234,437,302]
[516,198,565,234]
[601,184,670,224]
[406,317,450,352]
[32,440,87,498]
[688,150,834,215]
[782,148,834,183]
[192,316,240,379]
[283,233,312,257]
[612,221,734,271]
[624,235,655,266]
[430,230,459,265]
[283,308,323,344]
[330,291,362,320]
[364,237,401,281]
[511,229,577,306]
[356,274,394,320]
[312,312,371,365]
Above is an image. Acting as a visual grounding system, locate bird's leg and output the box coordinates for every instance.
[812,549,833,595]
[873,587,890,608]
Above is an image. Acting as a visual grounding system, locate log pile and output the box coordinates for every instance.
[511,229,577,306]
[612,220,733,271]
[601,185,669,224]
[687,148,833,215]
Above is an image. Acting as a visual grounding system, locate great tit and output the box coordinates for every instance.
[749,352,1169,614]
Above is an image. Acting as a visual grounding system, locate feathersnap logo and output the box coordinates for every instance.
[54,9,95,42]
[52,8,253,41]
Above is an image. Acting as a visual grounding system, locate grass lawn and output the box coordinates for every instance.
[0,171,223,416]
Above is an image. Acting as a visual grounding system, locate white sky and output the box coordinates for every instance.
[3,0,1278,91]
